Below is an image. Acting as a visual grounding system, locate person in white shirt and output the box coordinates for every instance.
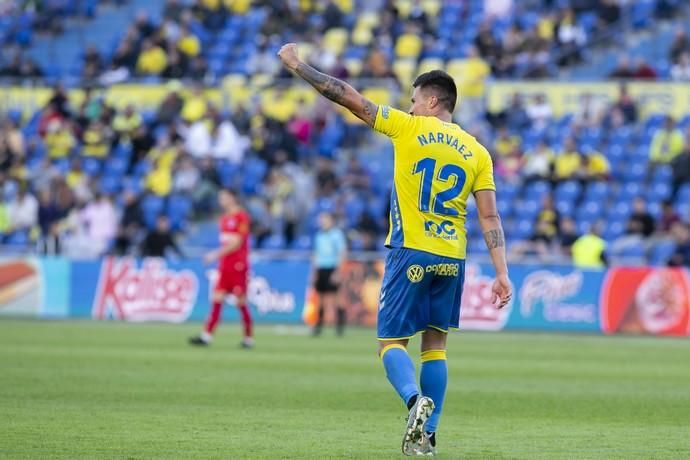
[8,186,38,232]
[526,94,553,131]
[671,52,690,81]
[79,194,117,256]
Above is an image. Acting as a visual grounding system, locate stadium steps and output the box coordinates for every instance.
[25,0,167,82]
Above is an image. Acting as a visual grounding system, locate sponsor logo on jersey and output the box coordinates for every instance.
[406,265,425,283]
[424,219,459,240]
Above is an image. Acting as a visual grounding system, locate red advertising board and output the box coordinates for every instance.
[601,268,690,336]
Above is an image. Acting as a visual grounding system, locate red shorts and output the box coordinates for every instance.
[215,268,248,296]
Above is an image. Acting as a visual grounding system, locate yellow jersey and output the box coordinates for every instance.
[374,106,495,259]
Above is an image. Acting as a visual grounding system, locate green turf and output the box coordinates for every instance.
[0,319,689,459]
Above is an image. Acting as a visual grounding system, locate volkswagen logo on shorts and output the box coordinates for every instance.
[407,265,425,283]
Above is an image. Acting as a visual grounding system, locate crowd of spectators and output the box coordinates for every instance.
[5,0,684,87]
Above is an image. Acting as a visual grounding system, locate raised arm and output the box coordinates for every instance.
[474,190,512,308]
[278,43,378,127]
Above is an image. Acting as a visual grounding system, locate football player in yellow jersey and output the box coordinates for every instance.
[279,43,512,456]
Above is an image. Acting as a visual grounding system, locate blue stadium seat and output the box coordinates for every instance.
[576,201,604,221]
[647,182,671,202]
[514,198,540,219]
[290,235,313,251]
[100,175,121,195]
[555,199,575,217]
[141,195,165,228]
[584,182,609,201]
[554,181,581,202]
[524,181,550,201]
[168,195,193,229]
[105,157,128,176]
[649,241,677,266]
[261,234,286,250]
[603,220,626,241]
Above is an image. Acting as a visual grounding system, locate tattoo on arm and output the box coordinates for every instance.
[483,229,505,250]
[361,97,378,125]
[295,62,346,103]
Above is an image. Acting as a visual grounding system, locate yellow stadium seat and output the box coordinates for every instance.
[351,27,373,46]
[362,87,391,106]
[446,59,470,83]
[417,58,445,75]
[323,28,349,56]
[344,58,363,77]
[334,0,353,12]
[297,42,316,60]
[395,33,422,58]
[356,11,378,30]
[421,0,441,17]
[250,73,273,88]
[395,0,412,18]
[392,59,416,87]
[222,74,247,88]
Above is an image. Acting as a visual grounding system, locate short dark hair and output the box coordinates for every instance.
[220,188,238,198]
[412,70,457,112]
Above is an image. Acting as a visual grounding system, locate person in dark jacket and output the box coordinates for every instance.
[140,215,184,258]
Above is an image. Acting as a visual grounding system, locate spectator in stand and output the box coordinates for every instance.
[629,197,656,238]
[572,222,607,269]
[475,21,501,71]
[316,157,339,197]
[162,49,186,79]
[137,39,168,76]
[177,24,201,59]
[556,8,586,66]
[608,55,634,79]
[140,215,184,258]
[573,93,605,129]
[650,116,684,166]
[0,118,25,168]
[522,140,554,183]
[612,198,655,254]
[511,195,560,261]
[497,93,530,131]
[671,131,690,198]
[129,124,155,173]
[156,82,184,126]
[670,28,690,64]
[44,120,75,159]
[360,49,399,86]
[193,157,221,216]
[632,57,657,80]
[658,200,681,235]
[82,45,103,83]
[82,121,111,158]
[80,194,117,256]
[181,85,208,123]
[113,190,143,255]
[494,127,521,158]
[496,144,524,183]
[671,52,690,81]
[526,93,553,131]
[8,184,38,235]
[341,155,370,193]
[145,157,173,197]
[173,156,200,194]
[554,137,583,183]
[37,189,64,254]
[596,0,620,27]
[113,105,143,143]
[559,217,579,257]
[249,37,281,76]
[667,222,690,267]
[611,83,638,125]
[583,147,611,182]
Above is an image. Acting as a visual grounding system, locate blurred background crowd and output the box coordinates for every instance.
[0,0,689,268]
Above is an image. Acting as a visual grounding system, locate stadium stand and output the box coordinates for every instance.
[0,0,689,267]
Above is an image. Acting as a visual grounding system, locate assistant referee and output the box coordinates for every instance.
[312,212,347,336]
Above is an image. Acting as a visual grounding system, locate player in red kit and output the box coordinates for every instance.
[189,189,254,348]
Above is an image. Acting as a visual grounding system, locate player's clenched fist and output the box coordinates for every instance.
[278,43,301,70]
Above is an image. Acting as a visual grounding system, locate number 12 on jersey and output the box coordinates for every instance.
[413,157,466,217]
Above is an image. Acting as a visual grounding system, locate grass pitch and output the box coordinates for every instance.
[1,319,689,459]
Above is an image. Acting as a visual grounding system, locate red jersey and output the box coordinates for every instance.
[218,210,250,272]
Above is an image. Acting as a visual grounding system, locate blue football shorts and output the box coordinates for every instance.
[377,247,465,340]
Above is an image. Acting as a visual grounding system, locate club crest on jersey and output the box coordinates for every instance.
[381,105,390,119]
[424,220,459,240]
[406,265,425,283]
